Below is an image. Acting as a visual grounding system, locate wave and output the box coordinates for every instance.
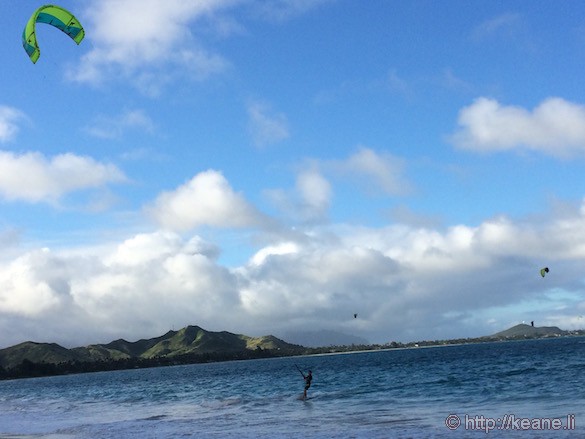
[499,366,538,377]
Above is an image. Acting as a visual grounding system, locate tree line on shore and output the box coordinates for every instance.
[0,346,296,380]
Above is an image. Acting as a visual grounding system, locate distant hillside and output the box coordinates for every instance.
[489,324,567,339]
[0,325,302,371]
[0,342,86,368]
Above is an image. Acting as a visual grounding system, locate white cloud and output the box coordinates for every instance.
[147,170,267,231]
[296,170,330,207]
[332,147,412,195]
[106,231,220,267]
[0,231,241,345]
[66,0,335,93]
[69,0,236,92]
[86,109,155,139]
[296,168,332,219]
[247,101,290,147]
[239,201,585,339]
[471,13,522,41]
[0,228,21,249]
[250,241,299,266]
[266,148,410,222]
[387,205,443,229]
[239,242,401,322]
[265,166,332,222]
[0,106,25,143]
[0,248,70,316]
[0,151,126,203]
[451,97,585,157]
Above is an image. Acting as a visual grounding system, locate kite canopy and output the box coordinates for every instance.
[22,4,85,63]
[540,267,549,277]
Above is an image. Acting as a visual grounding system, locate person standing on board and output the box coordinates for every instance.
[302,370,312,399]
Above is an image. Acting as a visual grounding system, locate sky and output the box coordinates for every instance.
[1,0,585,348]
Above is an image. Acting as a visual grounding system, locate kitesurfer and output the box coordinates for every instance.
[295,365,313,399]
[303,370,313,399]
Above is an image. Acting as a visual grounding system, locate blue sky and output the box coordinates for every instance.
[1,0,585,348]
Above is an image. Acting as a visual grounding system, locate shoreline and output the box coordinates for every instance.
[299,332,585,358]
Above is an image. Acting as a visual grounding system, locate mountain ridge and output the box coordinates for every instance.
[0,325,301,370]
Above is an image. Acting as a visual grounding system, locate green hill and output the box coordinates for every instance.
[0,342,83,368]
[143,326,245,357]
[0,325,302,371]
[489,323,566,339]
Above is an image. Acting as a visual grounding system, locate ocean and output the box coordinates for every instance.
[0,336,584,438]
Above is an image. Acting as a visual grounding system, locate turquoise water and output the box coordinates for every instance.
[1,337,584,438]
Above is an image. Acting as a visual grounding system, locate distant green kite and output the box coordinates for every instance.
[22,4,85,63]
[540,267,549,278]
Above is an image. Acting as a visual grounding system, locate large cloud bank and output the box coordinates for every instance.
[2,179,585,347]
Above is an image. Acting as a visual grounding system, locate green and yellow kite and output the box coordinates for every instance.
[22,4,85,63]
